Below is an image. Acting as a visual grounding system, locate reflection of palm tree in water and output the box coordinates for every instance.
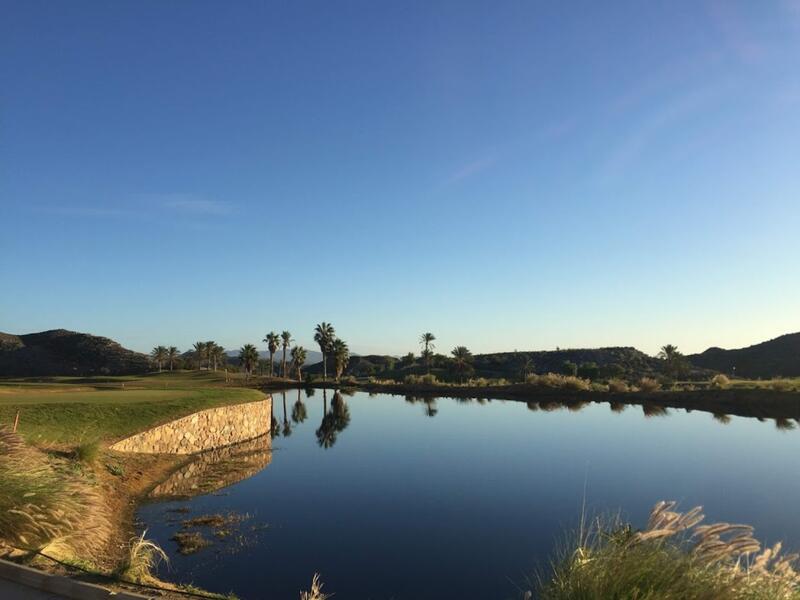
[423,398,438,417]
[281,391,292,436]
[292,388,308,423]
[316,389,350,449]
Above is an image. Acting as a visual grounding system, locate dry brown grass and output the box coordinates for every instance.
[607,378,630,393]
[115,530,169,584]
[638,377,662,392]
[535,500,800,600]
[0,427,110,559]
[300,573,331,600]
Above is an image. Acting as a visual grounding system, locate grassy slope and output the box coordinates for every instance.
[0,371,265,445]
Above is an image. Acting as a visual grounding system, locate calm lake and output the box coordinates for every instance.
[138,389,800,599]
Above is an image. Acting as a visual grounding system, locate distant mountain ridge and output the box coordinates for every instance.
[0,329,150,376]
[688,332,800,378]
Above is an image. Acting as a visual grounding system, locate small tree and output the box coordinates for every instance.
[192,341,207,370]
[578,361,600,380]
[332,338,350,381]
[561,360,578,377]
[451,346,473,383]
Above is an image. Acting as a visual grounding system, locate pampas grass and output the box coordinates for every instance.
[0,427,110,558]
[300,573,331,600]
[534,500,800,600]
[115,531,169,584]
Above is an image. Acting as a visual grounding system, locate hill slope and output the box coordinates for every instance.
[688,332,800,378]
[0,329,150,376]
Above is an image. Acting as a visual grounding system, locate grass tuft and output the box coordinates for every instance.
[116,530,169,584]
[300,573,331,600]
[533,500,800,600]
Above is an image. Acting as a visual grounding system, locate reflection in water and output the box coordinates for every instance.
[281,392,293,437]
[138,390,800,600]
[292,389,308,423]
[713,413,732,425]
[315,390,351,449]
[149,435,272,500]
[642,403,669,418]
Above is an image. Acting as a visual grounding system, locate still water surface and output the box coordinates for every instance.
[138,389,800,599]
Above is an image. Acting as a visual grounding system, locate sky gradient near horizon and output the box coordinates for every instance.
[2,1,800,357]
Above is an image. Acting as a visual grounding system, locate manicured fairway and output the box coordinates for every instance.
[0,372,265,445]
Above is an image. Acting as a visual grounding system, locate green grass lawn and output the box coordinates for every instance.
[0,371,266,445]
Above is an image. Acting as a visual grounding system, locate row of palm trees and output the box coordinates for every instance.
[314,322,350,381]
[150,345,180,372]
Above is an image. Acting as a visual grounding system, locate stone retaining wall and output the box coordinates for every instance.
[110,397,272,454]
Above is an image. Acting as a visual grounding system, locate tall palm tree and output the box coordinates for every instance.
[150,346,168,372]
[263,332,280,377]
[238,344,259,381]
[167,346,179,371]
[280,331,293,378]
[419,332,436,374]
[192,341,207,371]
[332,338,350,381]
[205,341,216,370]
[451,346,473,383]
[314,322,335,381]
[291,346,307,382]
[209,344,225,371]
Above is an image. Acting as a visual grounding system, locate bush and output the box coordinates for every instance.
[578,362,600,380]
[607,378,630,393]
[590,382,609,392]
[527,373,591,391]
[420,373,439,385]
[561,361,578,377]
[74,440,100,464]
[709,374,731,390]
[638,377,661,393]
[771,379,794,392]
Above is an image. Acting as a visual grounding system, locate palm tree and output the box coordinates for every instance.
[280,331,293,378]
[314,322,335,381]
[167,346,179,371]
[192,341,207,371]
[205,341,216,369]
[332,338,350,381]
[238,344,259,381]
[263,332,280,377]
[419,332,436,374]
[451,346,473,383]
[291,346,307,382]
[209,344,225,371]
[657,344,688,379]
[150,346,168,372]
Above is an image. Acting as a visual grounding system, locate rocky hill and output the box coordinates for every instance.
[0,329,150,376]
[688,332,800,378]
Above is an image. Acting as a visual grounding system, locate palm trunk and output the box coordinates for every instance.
[269,353,274,377]
[282,348,287,378]
[322,354,327,381]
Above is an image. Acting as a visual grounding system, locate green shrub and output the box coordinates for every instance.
[607,378,630,393]
[561,361,578,377]
[74,440,100,464]
[709,374,731,390]
[578,362,600,380]
[638,377,661,392]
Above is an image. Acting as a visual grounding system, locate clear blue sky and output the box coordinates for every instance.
[2,1,799,357]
